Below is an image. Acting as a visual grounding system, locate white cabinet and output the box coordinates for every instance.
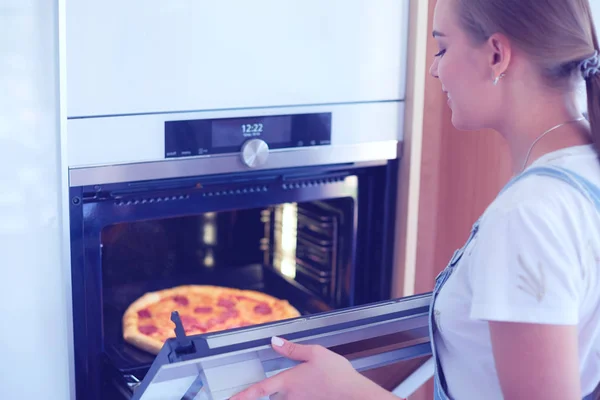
[66,0,410,118]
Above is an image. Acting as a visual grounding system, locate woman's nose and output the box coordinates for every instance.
[429,58,439,79]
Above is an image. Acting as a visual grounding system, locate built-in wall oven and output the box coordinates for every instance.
[66,1,431,399]
[68,111,431,399]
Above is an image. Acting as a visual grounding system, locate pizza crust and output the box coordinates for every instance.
[123,326,164,354]
[122,285,300,355]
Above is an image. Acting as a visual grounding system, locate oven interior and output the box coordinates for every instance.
[70,164,398,399]
[102,198,355,384]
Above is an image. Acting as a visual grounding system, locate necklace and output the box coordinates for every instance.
[520,117,585,172]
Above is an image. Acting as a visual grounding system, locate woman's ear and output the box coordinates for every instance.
[487,33,512,82]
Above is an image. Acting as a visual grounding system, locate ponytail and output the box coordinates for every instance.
[585,9,600,157]
[586,74,600,156]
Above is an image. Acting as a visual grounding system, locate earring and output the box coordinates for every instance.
[493,72,506,86]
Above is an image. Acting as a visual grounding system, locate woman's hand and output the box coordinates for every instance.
[230,336,394,400]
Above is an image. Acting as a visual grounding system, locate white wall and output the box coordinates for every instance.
[592,1,600,25]
[0,1,73,399]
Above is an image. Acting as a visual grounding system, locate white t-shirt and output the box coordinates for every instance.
[434,144,600,399]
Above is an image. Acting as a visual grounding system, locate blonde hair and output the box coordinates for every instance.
[456,0,600,155]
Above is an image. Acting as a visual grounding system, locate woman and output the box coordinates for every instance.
[232,0,600,398]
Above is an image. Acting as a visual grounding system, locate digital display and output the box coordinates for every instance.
[212,116,292,148]
[164,112,331,158]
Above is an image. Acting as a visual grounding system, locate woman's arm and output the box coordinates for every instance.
[489,321,581,400]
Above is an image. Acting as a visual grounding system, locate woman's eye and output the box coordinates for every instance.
[434,49,446,57]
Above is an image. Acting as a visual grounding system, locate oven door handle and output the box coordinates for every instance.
[130,294,432,400]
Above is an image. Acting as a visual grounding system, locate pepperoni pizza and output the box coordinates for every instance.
[123,285,301,354]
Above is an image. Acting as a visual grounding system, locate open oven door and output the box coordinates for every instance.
[129,293,431,400]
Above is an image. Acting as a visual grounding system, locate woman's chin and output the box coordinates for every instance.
[450,111,476,131]
[449,103,488,131]
[450,110,464,130]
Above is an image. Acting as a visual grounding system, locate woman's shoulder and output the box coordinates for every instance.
[484,177,588,224]
[484,145,600,221]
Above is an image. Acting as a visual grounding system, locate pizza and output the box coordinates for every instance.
[123,285,301,354]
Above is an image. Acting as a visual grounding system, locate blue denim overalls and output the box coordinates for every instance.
[429,165,600,400]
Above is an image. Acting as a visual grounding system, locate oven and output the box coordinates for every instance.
[68,125,432,399]
[65,2,431,398]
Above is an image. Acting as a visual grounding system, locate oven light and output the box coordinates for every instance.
[203,212,217,245]
[274,203,297,279]
[280,204,297,252]
[203,224,216,245]
[279,258,296,279]
[204,248,215,268]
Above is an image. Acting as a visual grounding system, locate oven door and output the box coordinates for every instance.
[126,294,431,400]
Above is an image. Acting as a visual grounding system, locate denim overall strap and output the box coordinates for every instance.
[430,220,480,400]
[431,165,600,400]
[499,165,600,209]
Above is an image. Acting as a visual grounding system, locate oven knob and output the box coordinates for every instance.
[241,139,269,168]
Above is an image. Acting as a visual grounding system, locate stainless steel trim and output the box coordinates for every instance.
[198,311,428,371]
[256,317,429,374]
[68,141,398,187]
[206,294,430,349]
[259,342,430,385]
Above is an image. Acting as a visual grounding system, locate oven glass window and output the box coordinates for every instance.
[100,198,355,380]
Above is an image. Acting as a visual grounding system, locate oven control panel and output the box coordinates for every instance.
[164,112,332,161]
